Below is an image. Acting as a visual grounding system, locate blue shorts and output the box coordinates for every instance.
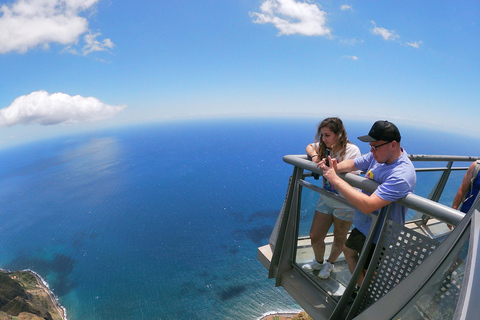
[316,195,354,221]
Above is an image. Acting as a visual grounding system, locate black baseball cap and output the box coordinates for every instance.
[358,120,401,142]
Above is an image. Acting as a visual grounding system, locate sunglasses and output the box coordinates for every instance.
[370,141,391,152]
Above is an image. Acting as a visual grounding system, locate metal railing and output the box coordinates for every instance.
[261,154,480,320]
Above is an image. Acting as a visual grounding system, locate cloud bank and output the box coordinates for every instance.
[0,91,126,127]
[250,0,331,37]
[0,0,113,54]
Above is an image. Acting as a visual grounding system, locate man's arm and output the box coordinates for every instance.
[320,157,391,214]
[335,159,357,173]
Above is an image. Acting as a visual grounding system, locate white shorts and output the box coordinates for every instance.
[315,195,354,221]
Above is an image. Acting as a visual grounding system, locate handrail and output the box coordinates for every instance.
[260,153,480,320]
[409,154,480,162]
[283,154,468,226]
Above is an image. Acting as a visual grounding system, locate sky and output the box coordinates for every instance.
[0,0,479,148]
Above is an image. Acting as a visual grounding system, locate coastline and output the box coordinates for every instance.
[258,313,297,320]
[27,269,68,320]
[0,268,67,320]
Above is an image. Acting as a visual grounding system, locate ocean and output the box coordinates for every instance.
[0,118,478,319]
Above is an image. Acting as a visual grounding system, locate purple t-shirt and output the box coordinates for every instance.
[353,148,416,240]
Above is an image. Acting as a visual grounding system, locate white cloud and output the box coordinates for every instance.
[0,0,113,54]
[250,0,331,37]
[0,91,127,127]
[63,31,115,55]
[371,21,399,41]
[83,32,115,54]
[340,5,353,11]
[406,40,422,48]
[343,55,358,60]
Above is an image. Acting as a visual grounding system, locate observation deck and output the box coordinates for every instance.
[258,154,480,320]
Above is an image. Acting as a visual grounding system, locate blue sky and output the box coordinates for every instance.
[0,0,479,147]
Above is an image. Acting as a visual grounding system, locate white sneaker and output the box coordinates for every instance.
[302,260,323,271]
[318,261,334,279]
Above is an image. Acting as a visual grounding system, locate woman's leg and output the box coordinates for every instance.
[309,210,333,263]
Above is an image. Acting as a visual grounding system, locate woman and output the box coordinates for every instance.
[302,117,361,279]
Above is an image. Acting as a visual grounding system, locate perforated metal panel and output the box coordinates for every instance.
[389,238,467,320]
[412,270,463,319]
[358,220,440,312]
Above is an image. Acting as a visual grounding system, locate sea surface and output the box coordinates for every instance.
[0,118,478,320]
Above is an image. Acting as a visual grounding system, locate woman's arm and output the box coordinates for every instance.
[306,143,320,163]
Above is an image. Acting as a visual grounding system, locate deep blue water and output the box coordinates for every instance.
[0,118,478,319]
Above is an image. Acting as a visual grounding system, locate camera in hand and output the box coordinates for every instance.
[325,148,330,166]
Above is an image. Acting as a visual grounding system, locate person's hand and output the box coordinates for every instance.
[317,157,326,168]
[317,155,336,169]
[317,156,338,181]
[311,154,320,163]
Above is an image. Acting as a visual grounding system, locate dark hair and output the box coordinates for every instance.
[314,117,349,159]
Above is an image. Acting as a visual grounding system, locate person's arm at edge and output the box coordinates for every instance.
[319,157,391,214]
[452,162,475,210]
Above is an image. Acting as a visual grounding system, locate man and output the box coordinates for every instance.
[318,120,416,287]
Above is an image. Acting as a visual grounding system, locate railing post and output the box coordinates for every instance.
[329,206,388,320]
[269,165,304,286]
[421,160,454,223]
